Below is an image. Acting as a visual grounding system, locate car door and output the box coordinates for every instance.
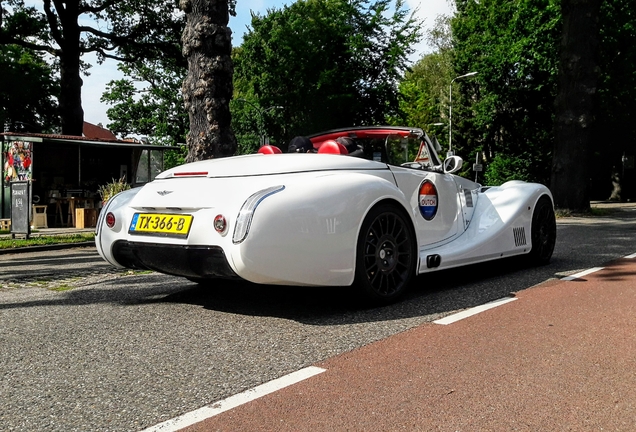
[391,167,463,248]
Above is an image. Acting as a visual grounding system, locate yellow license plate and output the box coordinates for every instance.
[129,213,193,237]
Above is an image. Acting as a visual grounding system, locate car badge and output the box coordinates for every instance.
[418,180,438,221]
[157,190,173,196]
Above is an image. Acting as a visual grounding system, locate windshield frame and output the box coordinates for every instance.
[307,126,442,169]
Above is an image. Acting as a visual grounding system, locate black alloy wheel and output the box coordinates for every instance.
[355,204,416,304]
[529,195,557,265]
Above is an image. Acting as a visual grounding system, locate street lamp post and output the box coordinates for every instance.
[449,72,478,157]
[427,122,445,154]
[237,99,283,145]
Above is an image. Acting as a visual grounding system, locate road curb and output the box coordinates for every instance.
[0,241,95,255]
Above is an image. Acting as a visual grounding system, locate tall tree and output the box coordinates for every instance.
[180,0,236,160]
[390,15,453,140]
[452,0,561,185]
[101,60,188,167]
[0,0,183,135]
[0,44,59,132]
[233,0,421,144]
[592,0,636,200]
[101,60,188,147]
[550,0,602,211]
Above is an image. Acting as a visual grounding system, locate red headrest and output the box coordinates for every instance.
[257,145,282,154]
[318,140,348,155]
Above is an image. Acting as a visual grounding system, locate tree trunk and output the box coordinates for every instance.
[180,0,236,162]
[59,52,84,136]
[550,0,602,211]
[57,3,84,136]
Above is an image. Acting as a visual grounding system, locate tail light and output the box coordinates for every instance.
[233,185,285,244]
[106,212,116,228]
[214,215,227,234]
[173,171,208,177]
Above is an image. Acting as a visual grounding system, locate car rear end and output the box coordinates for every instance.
[96,153,402,286]
[96,165,296,277]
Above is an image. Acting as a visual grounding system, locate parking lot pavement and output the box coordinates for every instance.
[179,256,636,432]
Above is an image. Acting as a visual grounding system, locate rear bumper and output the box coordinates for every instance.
[111,241,238,279]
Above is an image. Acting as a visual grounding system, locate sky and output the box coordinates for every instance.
[82,0,454,127]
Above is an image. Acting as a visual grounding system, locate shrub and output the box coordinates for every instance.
[483,154,533,186]
[98,177,131,203]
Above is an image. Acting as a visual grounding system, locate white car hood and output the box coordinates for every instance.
[156,153,388,179]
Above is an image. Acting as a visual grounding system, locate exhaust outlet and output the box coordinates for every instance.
[426,254,442,268]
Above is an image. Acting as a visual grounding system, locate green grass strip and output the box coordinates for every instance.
[0,233,95,249]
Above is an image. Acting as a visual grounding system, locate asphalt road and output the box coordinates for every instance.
[1,207,635,431]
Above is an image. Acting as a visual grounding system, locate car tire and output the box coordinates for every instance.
[354,204,416,305]
[528,195,556,265]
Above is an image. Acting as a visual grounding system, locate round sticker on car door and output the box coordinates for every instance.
[419,180,438,220]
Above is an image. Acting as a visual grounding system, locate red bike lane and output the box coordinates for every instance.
[175,257,636,432]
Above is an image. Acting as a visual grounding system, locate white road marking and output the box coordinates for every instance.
[624,252,636,259]
[433,297,518,325]
[141,366,326,432]
[561,267,604,281]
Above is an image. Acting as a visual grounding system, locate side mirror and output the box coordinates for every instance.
[443,155,463,174]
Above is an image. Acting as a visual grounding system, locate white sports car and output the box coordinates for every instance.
[95,126,556,304]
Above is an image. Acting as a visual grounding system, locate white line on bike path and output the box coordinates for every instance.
[141,366,326,432]
[433,296,518,325]
[433,262,621,326]
[561,267,604,281]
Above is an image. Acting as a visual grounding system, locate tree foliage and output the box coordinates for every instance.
[100,60,188,167]
[99,0,422,157]
[101,61,188,146]
[0,0,183,135]
[450,0,635,206]
[233,0,421,146]
[0,44,59,132]
[452,0,561,185]
[390,15,453,144]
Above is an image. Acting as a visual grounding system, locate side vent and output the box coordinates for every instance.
[513,227,527,247]
[464,189,474,207]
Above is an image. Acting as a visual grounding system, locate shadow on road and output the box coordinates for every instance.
[0,254,556,327]
[156,255,549,324]
[2,216,635,327]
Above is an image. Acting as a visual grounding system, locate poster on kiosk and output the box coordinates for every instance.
[3,140,33,234]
